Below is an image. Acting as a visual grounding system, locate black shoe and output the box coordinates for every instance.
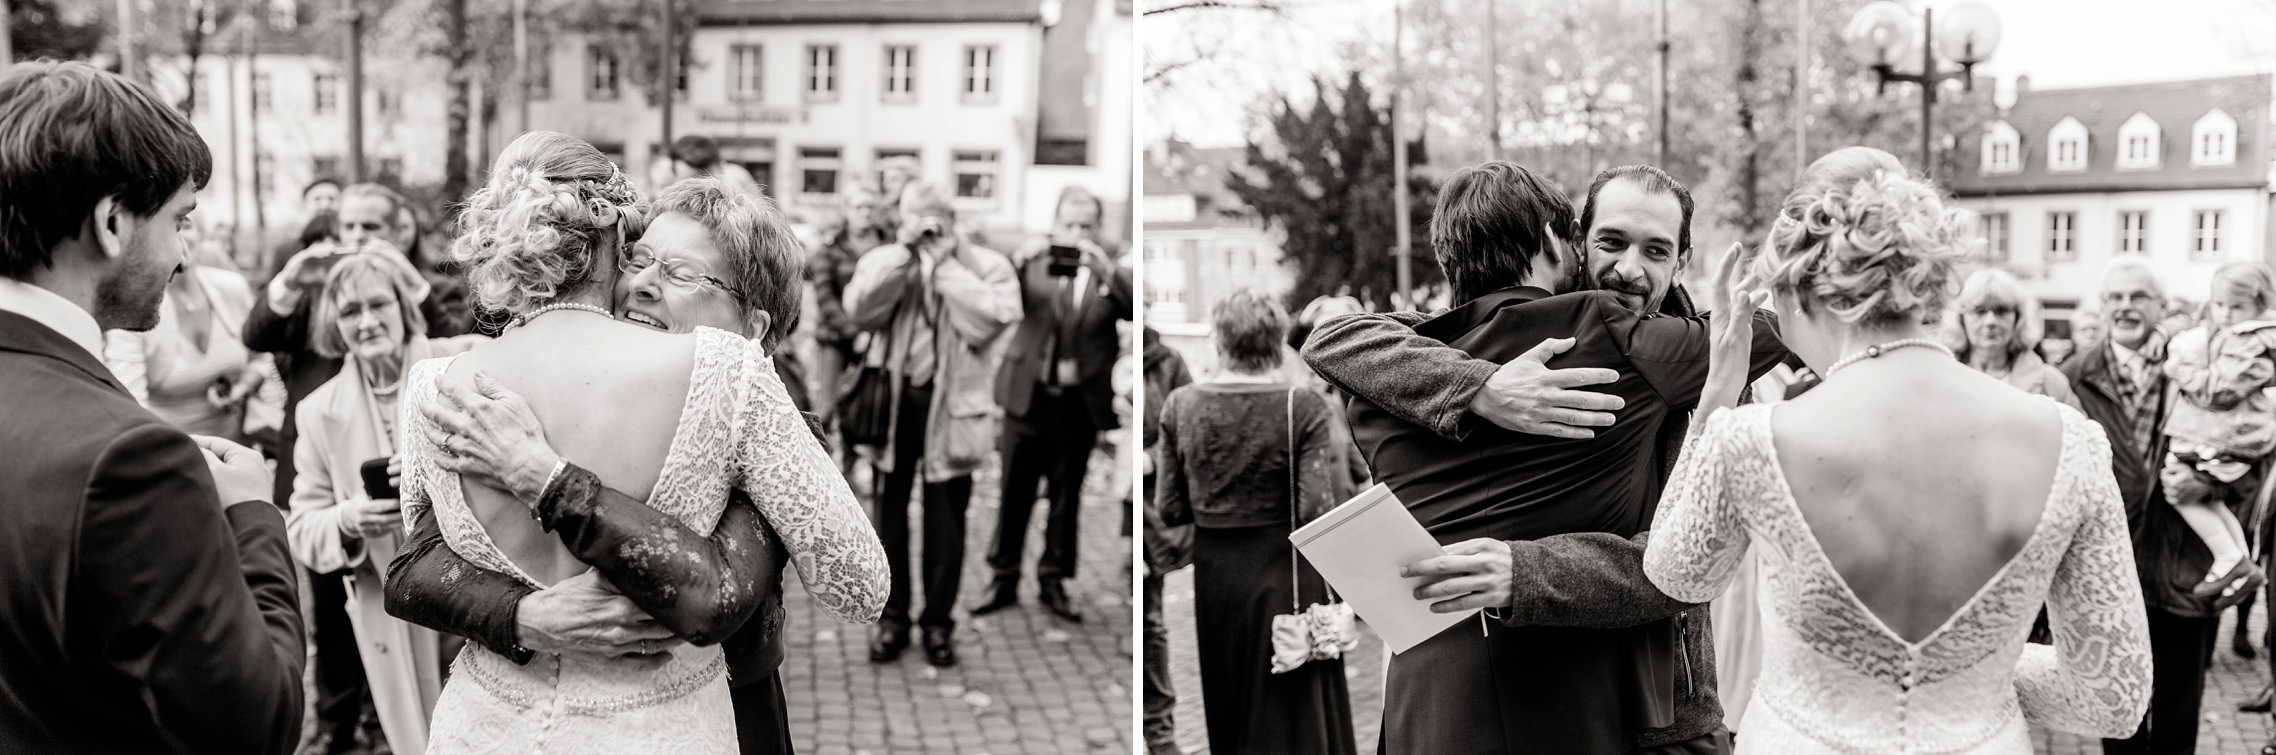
[970,581,1019,616]
[922,628,957,667]
[868,627,907,663]
[2239,629,2260,660]
[1040,581,1083,623]
[2244,686,2273,713]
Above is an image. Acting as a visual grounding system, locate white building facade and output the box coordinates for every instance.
[1951,74,2276,313]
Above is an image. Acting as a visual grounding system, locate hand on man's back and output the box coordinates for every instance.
[1471,337,1627,440]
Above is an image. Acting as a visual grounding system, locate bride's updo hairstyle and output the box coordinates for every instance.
[1754,146,1971,327]
[452,130,647,314]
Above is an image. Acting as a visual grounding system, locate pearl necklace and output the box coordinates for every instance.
[508,301,612,331]
[1824,337,1955,376]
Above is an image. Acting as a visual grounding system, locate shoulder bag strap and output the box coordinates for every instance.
[1289,386,1301,613]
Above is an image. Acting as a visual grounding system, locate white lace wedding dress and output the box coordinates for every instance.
[402,327,889,754]
[1644,401,2152,754]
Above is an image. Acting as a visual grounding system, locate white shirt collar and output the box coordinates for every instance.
[0,277,104,360]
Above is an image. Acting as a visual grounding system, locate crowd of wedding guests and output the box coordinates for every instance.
[1142,149,2276,755]
[11,59,1134,755]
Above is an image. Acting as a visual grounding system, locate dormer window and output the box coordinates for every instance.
[2195,108,2238,167]
[1980,121,2021,175]
[2116,112,2161,170]
[2049,117,2089,173]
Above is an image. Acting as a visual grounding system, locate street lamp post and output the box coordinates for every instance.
[1842,1,1999,180]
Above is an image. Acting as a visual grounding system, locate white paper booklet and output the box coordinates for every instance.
[1288,483,1476,654]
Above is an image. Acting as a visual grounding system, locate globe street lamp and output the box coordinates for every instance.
[1843,1,2000,180]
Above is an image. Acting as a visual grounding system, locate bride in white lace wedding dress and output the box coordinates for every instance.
[1643,151,2152,754]
[402,132,887,754]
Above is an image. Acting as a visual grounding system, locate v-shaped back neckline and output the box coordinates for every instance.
[424,328,726,589]
[1751,400,2073,649]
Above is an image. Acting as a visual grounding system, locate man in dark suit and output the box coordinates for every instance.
[0,61,304,754]
[1305,162,1785,754]
[974,187,1134,623]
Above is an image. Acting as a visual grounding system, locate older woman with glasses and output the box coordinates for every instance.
[1943,268,2081,410]
[386,175,842,754]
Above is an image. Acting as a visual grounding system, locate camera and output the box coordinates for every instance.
[912,217,948,247]
[1047,245,1081,277]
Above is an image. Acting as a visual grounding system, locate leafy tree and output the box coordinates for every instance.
[1397,0,1989,249]
[11,0,104,63]
[372,0,696,214]
[1228,72,1439,308]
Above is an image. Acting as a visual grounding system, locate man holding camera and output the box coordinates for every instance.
[974,187,1132,623]
[842,182,1022,667]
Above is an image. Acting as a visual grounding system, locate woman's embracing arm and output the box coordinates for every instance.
[732,335,889,624]
[416,368,785,645]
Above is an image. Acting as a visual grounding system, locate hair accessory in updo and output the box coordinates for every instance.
[451,131,651,315]
[1754,170,1972,326]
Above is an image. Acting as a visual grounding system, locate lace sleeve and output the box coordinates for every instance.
[1643,407,1754,604]
[725,333,888,624]
[2014,416,2153,738]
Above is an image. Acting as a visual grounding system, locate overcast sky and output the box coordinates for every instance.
[1143,0,2276,149]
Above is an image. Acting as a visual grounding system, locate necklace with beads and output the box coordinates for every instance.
[1824,337,1955,376]
[506,301,612,332]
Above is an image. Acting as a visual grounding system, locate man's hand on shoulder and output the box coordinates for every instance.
[1471,338,1626,439]
[192,435,272,508]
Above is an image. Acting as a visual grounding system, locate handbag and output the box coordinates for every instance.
[836,293,905,448]
[1268,387,1360,674]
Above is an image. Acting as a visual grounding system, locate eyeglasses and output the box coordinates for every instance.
[620,248,745,302]
[2101,290,2159,306]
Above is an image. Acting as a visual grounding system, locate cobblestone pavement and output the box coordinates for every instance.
[780,454,1136,755]
[1163,571,2276,755]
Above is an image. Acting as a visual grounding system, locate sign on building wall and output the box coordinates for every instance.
[696,106,810,127]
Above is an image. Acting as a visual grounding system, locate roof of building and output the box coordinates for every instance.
[693,0,1045,26]
[1144,139,1262,230]
[1949,74,2272,196]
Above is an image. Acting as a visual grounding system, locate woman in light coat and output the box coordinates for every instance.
[284,254,485,755]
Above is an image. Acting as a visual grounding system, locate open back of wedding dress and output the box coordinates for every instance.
[400,327,887,754]
[1644,401,2152,754]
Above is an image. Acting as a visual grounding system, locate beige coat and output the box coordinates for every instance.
[842,241,1022,482]
[285,335,483,755]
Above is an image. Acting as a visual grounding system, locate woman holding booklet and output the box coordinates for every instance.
[1154,288,1357,755]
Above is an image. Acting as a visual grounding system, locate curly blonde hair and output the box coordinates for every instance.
[451,131,647,314]
[1755,167,1972,326]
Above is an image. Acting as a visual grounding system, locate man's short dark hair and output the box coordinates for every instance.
[303,176,341,198]
[1428,160,1575,305]
[1579,165,1694,255]
[0,61,213,280]
[672,134,721,172]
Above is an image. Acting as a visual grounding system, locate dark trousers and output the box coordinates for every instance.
[874,381,972,634]
[989,387,1097,586]
[2103,607,2218,755]
[1142,570,1176,747]
[309,569,371,752]
[731,671,795,755]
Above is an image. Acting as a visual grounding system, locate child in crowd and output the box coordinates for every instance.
[2163,261,2276,600]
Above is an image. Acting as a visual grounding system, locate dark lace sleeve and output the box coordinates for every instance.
[534,464,780,646]
[383,504,537,664]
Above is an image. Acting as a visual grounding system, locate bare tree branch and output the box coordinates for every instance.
[1142,0,1284,17]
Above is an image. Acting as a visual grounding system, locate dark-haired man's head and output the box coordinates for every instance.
[0,61,212,331]
[1578,165,1692,314]
[672,134,722,173]
[1429,160,1578,305]
[304,177,342,217]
